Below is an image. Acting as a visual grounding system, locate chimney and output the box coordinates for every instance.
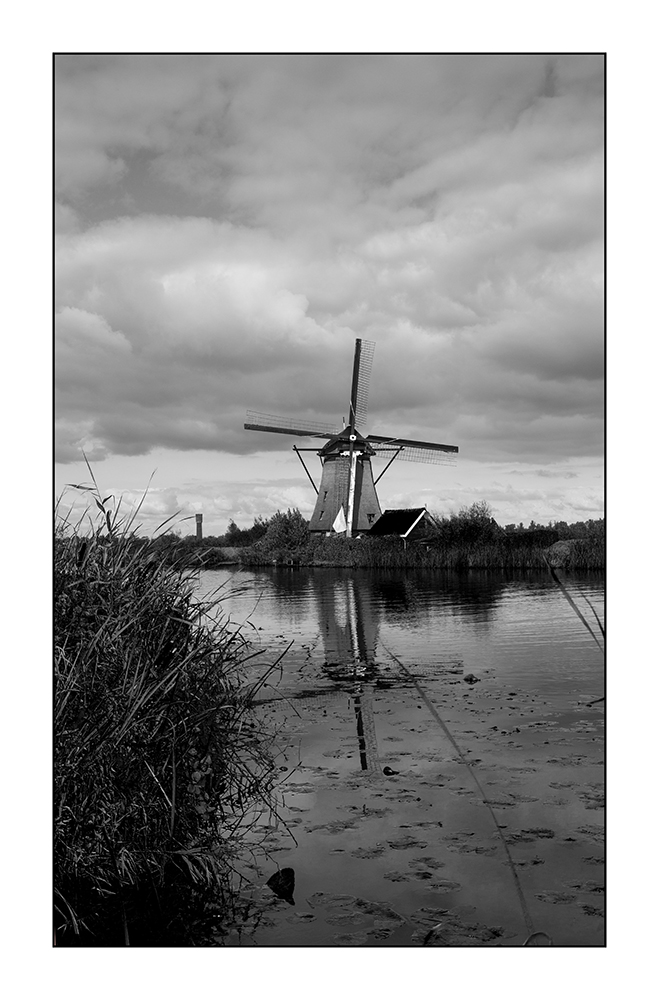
[195,513,203,540]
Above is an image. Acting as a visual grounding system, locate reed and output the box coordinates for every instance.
[54,473,281,945]
[239,535,604,571]
[543,555,605,654]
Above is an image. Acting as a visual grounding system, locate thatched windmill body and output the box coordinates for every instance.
[245,339,457,537]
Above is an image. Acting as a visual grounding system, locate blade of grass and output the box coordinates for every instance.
[543,556,604,653]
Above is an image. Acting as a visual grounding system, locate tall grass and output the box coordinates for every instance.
[54,476,281,945]
[544,556,605,653]
[238,534,604,571]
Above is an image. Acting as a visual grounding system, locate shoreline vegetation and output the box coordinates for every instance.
[54,480,284,946]
[149,503,605,573]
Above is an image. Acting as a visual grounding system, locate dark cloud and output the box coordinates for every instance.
[55,55,603,475]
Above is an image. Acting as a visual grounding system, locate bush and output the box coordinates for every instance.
[249,508,310,561]
[54,480,280,945]
[224,517,269,547]
[428,501,502,546]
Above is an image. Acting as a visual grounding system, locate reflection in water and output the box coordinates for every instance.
[353,688,368,770]
[194,567,604,947]
[198,566,604,695]
[313,576,381,770]
[212,567,605,773]
[266,867,295,906]
[351,683,383,772]
[315,575,379,675]
[264,568,516,638]
[368,571,509,627]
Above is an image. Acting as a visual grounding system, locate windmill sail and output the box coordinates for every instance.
[368,433,458,466]
[245,410,339,439]
[348,339,376,429]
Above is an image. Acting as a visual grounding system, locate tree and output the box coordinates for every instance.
[225,520,242,543]
[468,500,494,523]
[223,516,270,547]
[256,509,309,556]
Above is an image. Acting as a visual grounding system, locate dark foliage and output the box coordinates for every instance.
[54,481,280,946]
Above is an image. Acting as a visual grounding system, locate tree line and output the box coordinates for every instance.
[150,503,604,550]
[138,503,604,570]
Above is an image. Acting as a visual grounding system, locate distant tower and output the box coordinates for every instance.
[195,513,203,540]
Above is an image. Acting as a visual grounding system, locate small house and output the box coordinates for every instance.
[367,507,437,543]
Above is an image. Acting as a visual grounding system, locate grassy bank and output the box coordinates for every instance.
[238,533,604,571]
[54,486,281,946]
[151,506,604,572]
[235,507,604,571]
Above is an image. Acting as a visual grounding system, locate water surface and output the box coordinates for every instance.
[197,567,604,947]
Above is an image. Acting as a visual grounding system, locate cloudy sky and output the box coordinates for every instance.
[54,54,604,535]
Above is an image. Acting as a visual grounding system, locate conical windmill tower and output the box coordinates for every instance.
[245,339,458,538]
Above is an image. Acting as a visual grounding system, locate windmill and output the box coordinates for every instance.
[245,338,458,538]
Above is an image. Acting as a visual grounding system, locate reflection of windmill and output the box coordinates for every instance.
[317,575,379,674]
[245,339,458,538]
[314,576,381,770]
[351,684,379,772]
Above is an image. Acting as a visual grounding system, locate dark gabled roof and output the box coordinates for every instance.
[367,507,433,538]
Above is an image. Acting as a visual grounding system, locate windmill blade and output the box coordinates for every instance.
[372,445,457,466]
[348,339,376,429]
[245,411,339,439]
[368,433,458,466]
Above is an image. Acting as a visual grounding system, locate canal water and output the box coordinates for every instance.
[196,567,605,947]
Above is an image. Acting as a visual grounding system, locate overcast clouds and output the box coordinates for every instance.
[54,54,604,532]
